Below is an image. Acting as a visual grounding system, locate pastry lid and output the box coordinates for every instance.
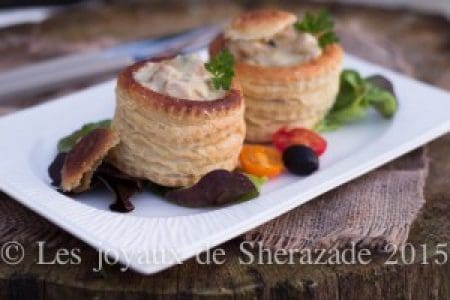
[61,128,119,192]
[224,9,297,40]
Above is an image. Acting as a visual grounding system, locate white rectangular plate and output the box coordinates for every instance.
[0,51,449,274]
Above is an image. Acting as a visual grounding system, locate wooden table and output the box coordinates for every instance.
[0,2,449,299]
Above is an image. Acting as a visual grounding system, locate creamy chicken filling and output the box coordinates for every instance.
[226,26,322,67]
[133,55,225,101]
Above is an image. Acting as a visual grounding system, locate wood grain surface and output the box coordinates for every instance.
[0,1,449,299]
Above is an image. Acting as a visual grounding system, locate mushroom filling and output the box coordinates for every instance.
[226,26,322,67]
[133,55,226,101]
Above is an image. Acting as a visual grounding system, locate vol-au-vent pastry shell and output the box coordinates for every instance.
[210,32,343,142]
[110,58,246,187]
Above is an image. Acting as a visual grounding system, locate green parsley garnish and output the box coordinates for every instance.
[204,49,235,90]
[294,10,339,48]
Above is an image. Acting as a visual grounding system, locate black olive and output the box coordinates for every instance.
[282,145,319,176]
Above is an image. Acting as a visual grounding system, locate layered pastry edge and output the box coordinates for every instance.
[109,56,246,187]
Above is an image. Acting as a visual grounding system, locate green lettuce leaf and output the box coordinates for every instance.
[317,70,397,132]
[366,87,397,118]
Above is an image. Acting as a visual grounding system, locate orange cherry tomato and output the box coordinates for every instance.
[239,145,283,178]
[272,127,327,156]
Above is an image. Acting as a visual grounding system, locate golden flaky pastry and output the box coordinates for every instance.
[109,59,246,187]
[224,9,296,40]
[61,128,120,192]
[211,9,344,142]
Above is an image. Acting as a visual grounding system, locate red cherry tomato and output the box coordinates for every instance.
[272,127,327,156]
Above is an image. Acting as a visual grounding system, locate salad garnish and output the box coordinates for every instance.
[243,173,267,194]
[366,75,398,118]
[317,70,397,132]
[165,170,259,207]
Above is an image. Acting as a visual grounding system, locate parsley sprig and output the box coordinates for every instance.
[294,10,339,48]
[204,49,235,90]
